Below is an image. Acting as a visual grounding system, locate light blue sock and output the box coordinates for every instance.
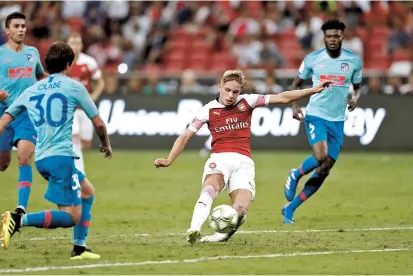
[74,196,94,246]
[292,155,318,180]
[21,210,74,229]
[17,165,32,209]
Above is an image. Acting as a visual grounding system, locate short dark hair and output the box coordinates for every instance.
[5,12,26,28]
[45,42,75,74]
[321,19,346,32]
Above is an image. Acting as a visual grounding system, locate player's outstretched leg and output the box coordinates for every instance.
[283,157,333,224]
[284,155,318,201]
[187,184,218,244]
[1,209,76,250]
[71,177,100,260]
[15,139,36,214]
[201,189,251,243]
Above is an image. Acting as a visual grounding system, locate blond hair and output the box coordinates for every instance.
[221,69,247,87]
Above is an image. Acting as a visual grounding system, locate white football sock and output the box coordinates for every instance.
[190,188,215,231]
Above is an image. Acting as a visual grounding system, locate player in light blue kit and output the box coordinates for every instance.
[0,42,112,260]
[282,20,363,223]
[0,12,48,215]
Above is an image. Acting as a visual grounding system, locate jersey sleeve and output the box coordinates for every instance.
[188,105,209,133]
[297,54,313,80]
[351,57,363,84]
[243,94,270,108]
[34,49,45,76]
[88,56,102,80]
[5,90,28,118]
[74,84,99,118]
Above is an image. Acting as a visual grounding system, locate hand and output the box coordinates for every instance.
[99,144,112,159]
[154,158,172,168]
[313,81,333,93]
[347,96,358,111]
[0,90,9,102]
[292,102,304,121]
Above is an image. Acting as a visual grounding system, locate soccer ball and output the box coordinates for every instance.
[209,205,239,234]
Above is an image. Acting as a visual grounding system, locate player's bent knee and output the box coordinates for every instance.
[232,204,248,216]
[70,207,82,225]
[0,159,10,171]
[201,185,217,200]
[81,178,95,198]
[0,152,11,171]
[314,152,328,164]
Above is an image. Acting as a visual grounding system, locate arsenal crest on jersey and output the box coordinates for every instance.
[27,54,34,63]
[237,102,246,112]
[341,63,349,72]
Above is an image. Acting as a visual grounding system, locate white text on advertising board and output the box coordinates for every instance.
[98,99,386,146]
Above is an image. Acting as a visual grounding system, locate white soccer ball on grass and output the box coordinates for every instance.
[209,204,240,234]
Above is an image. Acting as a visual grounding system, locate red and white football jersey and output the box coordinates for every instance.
[188,94,270,158]
[69,52,102,92]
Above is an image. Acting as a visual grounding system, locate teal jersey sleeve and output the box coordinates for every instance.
[297,54,313,80]
[34,49,44,76]
[351,56,363,84]
[5,89,28,119]
[74,83,99,119]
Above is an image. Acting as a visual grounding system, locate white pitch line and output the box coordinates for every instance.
[0,248,411,274]
[17,226,413,242]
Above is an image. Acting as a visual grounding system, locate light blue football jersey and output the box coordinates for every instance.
[298,48,363,121]
[0,44,44,109]
[6,73,99,161]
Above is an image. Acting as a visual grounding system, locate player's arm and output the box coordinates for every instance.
[348,57,363,111]
[90,76,104,102]
[89,58,104,102]
[267,81,332,105]
[75,84,112,158]
[90,115,111,159]
[34,49,48,80]
[154,108,207,168]
[0,113,15,136]
[154,128,197,168]
[291,55,313,120]
[0,96,27,135]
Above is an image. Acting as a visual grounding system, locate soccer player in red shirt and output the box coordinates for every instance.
[67,33,104,174]
[154,70,331,243]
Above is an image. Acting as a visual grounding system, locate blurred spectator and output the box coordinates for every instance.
[388,18,413,53]
[361,75,383,95]
[228,4,260,39]
[127,77,143,94]
[122,2,152,65]
[102,72,119,95]
[61,0,86,19]
[143,23,167,64]
[179,70,206,95]
[256,75,284,94]
[260,35,286,69]
[101,0,129,21]
[295,12,323,50]
[384,75,403,95]
[232,35,262,68]
[142,72,167,95]
[342,27,363,59]
[342,1,364,28]
[400,73,413,95]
